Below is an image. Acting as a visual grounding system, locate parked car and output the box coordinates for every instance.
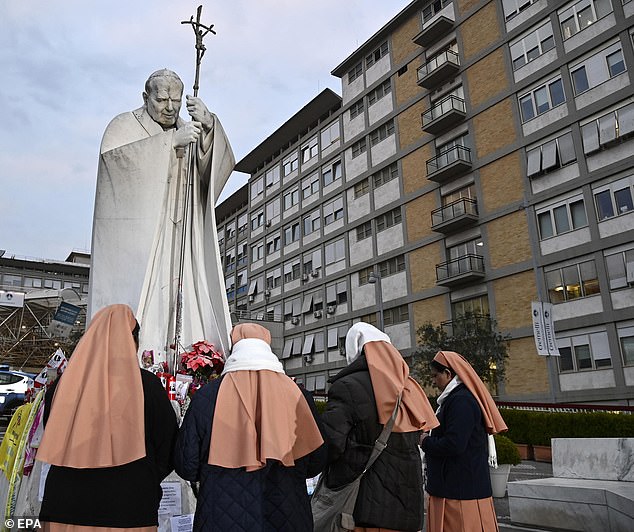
[0,369,35,421]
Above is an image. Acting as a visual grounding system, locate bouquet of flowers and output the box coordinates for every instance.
[178,340,225,396]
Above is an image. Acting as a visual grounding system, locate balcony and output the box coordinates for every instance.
[417,49,460,89]
[426,145,472,183]
[422,95,466,134]
[413,15,454,48]
[441,314,492,336]
[431,197,478,233]
[436,254,485,286]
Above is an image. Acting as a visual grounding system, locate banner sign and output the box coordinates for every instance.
[0,290,25,308]
[48,302,81,338]
[531,301,560,356]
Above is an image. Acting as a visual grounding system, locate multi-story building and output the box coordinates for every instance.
[225,0,634,405]
[0,250,89,368]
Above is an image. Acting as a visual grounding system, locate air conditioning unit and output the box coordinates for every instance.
[304,354,313,364]
[301,273,309,282]
[313,310,323,319]
[310,270,319,278]
[264,290,271,298]
[265,220,272,227]
[326,305,336,315]
[291,316,300,325]
[248,295,255,303]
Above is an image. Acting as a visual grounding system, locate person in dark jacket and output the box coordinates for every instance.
[38,304,178,531]
[420,351,508,532]
[321,322,439,532]
[175,322,327,532]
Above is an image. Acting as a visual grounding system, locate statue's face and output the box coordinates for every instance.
[144,77,183,129]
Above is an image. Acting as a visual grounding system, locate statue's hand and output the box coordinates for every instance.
[186,95,214,132]
[173,122,202,148]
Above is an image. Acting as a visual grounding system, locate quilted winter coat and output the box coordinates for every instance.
[174,376,327,532]
[321,354,425,531]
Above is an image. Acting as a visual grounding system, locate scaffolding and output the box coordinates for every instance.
[0,289,86,370]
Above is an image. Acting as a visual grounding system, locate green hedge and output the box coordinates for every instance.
[500,409,634,446]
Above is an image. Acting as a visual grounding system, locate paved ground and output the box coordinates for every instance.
[496,460,555,532]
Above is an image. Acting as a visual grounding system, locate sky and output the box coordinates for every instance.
[0,0,409,261]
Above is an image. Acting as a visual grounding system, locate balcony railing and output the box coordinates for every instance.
[231,309,282,323]
[422,95,466,134]
[441,314,492,336]
[431,197,478,233]
[417,49,460,89]
[426,144,472,182]
[436,254,485,286]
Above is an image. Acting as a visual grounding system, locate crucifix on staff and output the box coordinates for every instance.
[88,4,236,373]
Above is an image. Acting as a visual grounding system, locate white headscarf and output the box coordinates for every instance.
[345,322,391,365]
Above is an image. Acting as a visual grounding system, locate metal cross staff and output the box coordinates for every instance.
[181,5,216,97]
[171,5,216,375]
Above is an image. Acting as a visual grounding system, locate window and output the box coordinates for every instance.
[237,270,248,295]
[370,120,395,146]
[284,259,301,283]
[379,255,406,278]
[368,80,392,106]
[237,213,248,235]
[559,0,613,40]
[557,331,612,372]
[519,77,566,122]
[358,266,374,286]
[376,207,402,232]
[265,165,280,188]
[225,275,235,298]
[360,312,379,327]
[225,248,236,271]
[321,121,340,150]
[326,280,348,305]
[301,136,319,163]
[283,151,299,175]
[322,160,342,187]
[44,279,61,289]
[225,220,236,240]
[266,198,280,222]
[323,197,344,225]
[366,41,388,68]
[266,267,282,289]
[251,210,264,231]
[23,277,42,288]
[251,176,264,200]
[581,102,634,154]
[546,259,600,302]
[284,222,300,245]
[303,208,321,236]
[618,326,634,365]
[325,238,346,265]
[302,172,320,200]
[266,234,281,254]
[350,99,364,120]
[351,138,367,158]
[284,297,301,321]
[284,187,299,210]
[251,242,264,261]
[452,295,490,318]
[570,44,627,96]
[593,176,634,220]
[423,0,452,21]
[348,61,363,83]
[509,21,555,70]
[502,0,539,22]
[303,248,322,275]
[384,304,409,326]
[605,246,634,289]
[356,221,372,241]
[607,50,626,77]
[373,163,399,188]
[536,196,587,238]
[237,243,248,266]
[354,178,370,198]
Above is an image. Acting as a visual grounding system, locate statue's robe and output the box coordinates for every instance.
[88,106,235,362]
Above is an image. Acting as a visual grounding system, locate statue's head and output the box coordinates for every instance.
[143,69,184,129]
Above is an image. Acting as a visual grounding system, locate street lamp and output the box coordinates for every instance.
[367,269,384,330]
